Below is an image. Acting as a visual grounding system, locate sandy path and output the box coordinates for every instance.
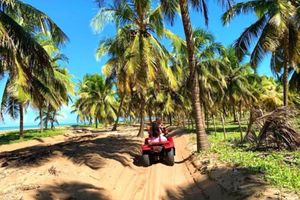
[0,127,233,200]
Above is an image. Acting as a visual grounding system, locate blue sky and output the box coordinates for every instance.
[0,0,272,128]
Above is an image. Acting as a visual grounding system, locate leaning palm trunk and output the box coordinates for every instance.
[179,0,209,151]
[169,114,172,126]
[283,61,289,106]
[51,111,56,129]
[232,105,237,122]
[19,104,24,139]
[221,115,226,140]
[137,97,145,137]
[136,29,147,138]
[239,101,242,121]
[212,114,217,136]
[231,96,237,122]
[237,115,243,142]
[112,95,124,131]
[39,108,43,133]
[45,105,50,129]
[148,109,152,123]
[95,117,98,128]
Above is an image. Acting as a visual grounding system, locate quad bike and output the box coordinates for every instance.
[141,127,175,167]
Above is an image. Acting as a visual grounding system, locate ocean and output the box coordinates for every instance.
[0,123,76,132]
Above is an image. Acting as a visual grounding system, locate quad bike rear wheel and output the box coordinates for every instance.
[166,148,174,166]
[142,153,151,167]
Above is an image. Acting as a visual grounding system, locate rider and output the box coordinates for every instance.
[148,117,167,144]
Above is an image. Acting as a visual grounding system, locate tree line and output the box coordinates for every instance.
[73,0,300,152]
[1,0,300,153]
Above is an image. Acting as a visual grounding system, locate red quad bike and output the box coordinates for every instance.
[141,127,175,167]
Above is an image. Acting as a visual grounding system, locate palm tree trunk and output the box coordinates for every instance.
[137,97,145,137]
[112,95,124,131]
[205,106,209,129]
[239,101,242,121]
[233,105,237,122]
[169,114,172,126]
[51,111,56,129]
[231,96,237,122]
[212,114,217,136]
[95,117,98,128]
[237,115,243,142]
[283,61,289,106]
[148,109,152,123]
[19,104,24,139]
[179,0,209,151]
[222,104,227,118]
[45,105,50,129]
[39,108,43,133]
[221,115,226,140]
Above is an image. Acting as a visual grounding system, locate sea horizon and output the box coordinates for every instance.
[0,122,77,132]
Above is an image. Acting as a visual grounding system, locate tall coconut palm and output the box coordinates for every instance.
[96,31,133,131]
[0,78,29,138]
[73,74,118,128]
[29,34,73,132]
[192,29,226,126]
[222,0,300,106]
[221,47,256,122]
[93,0,177,137]
[0,0,68,136]
[160,0,232,150]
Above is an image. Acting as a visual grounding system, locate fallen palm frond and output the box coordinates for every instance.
[251,106,300,150]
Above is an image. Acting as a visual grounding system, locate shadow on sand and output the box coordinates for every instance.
[0,135,141,170]
[167,128,189,138]
[162,166,267,200]
[35,181,111,200]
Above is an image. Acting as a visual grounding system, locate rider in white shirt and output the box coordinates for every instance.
[148,117,167,144]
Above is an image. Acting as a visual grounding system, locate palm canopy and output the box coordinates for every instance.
[255,76,283,111]
[159,0,233,26]
[222,0,299,67]
[173,28,226,108]
[92,0,177,90]
[0,0,68,82]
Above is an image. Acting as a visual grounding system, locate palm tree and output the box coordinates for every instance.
[221,47,256,122]
[93,0,177,137]
[0,0,68,136]
[0,0,68,83]
[0,78,29,138]
[35,109,63,129]
[73,74,118,128]
[40,65,74,130]
[29,34,73,132]
[96,32,132,131]
[192,29,226,127]
[222,0,300,106]
[159,0,232,150]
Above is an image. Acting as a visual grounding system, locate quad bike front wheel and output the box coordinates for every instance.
[165,148,174,166]
[142,153,151,167]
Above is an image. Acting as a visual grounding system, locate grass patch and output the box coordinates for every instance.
[71,123,104,128]
[191,124,300,192]
[0,129,66,145]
